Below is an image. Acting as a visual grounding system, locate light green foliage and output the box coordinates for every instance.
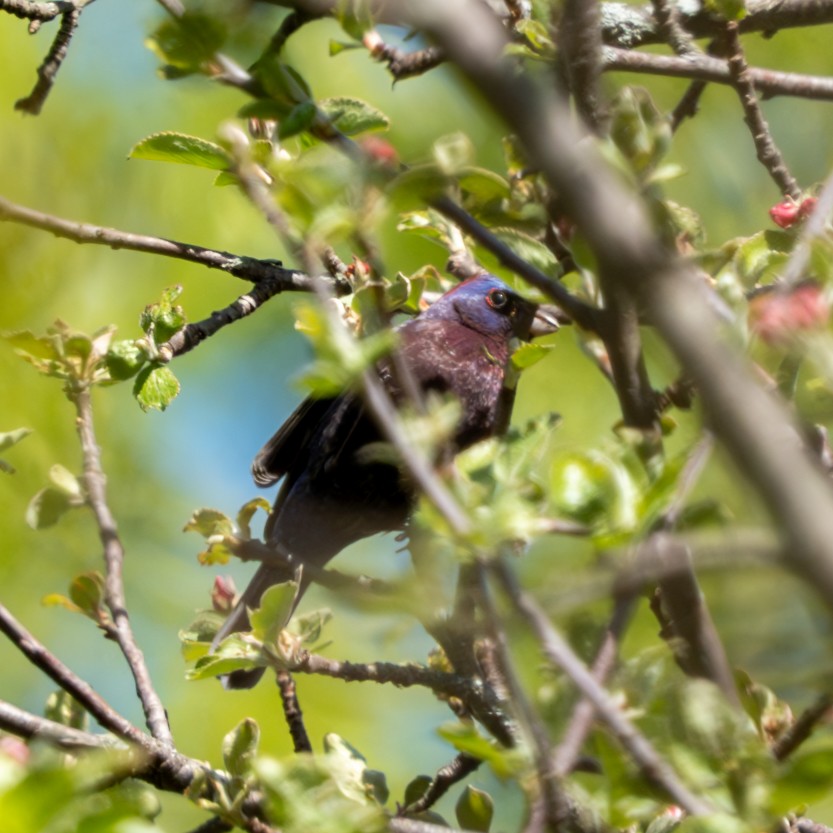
[129,132,230,171]
[0,746,159,833]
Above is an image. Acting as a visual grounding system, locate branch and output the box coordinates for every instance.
[0,0,80,21]
[647,535,741,706]
[364,30,446,81]
[558,0,607,133]
[73,388,172,745]
[773,693,833,761]
[14,6,81,114]
[601,0,833,49]
[603,46,833,103]
[292,651,491,702]
[493,559,714,816]
[0,698,123,751]
[157,277,291,361]
[0,601,149,744]
[274,670,311,754]
[0,195,341,292]
[398,753,481,816]
[650,0,698,56]
[724,21,800,198]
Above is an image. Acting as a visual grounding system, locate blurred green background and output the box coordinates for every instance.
[3,4,833,829]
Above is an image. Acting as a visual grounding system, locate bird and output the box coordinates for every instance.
[214,273,561,688]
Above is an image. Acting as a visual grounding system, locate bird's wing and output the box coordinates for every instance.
[251,396,335,487]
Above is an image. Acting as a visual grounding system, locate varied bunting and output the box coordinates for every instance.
[215,274,560,688]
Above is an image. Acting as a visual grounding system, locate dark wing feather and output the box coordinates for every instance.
[251,397,334,487]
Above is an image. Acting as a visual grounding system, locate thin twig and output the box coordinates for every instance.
[0,602,147,745]
[431,196,599,330]
[275,670,312,753]
[478,562,572,831]
[552,593,637,777]
[650,0,698,56]
[603,45,833,103]
[648,535,740,705]
[773,693,833,761]
[364,30,446,81]
[157,277,291,362]
[724,21,800,199]
[398,753,481,816]
[73,387,172,745]
[671,79,708,131]
[0,195,342,293]
[493,558,714,816]
[15,7,80,114]
[292,651,492,703]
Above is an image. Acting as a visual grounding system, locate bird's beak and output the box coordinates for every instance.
[530,304,568,337]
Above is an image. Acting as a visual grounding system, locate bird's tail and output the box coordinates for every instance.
[212,562,301,690]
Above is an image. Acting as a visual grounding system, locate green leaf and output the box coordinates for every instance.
[105,340,148,381]
[69,572,106,621]
[44,691,87,731]
[511,342,553,370]
[433,132,474,175]
[549,451,619,526]
[455,786,493,833]
[48,464,82,498]
[130,132,230,171]
[253,57,312,107]
[329,39,362,56]
[183,508,235,538]
[323,734,389,805]
[403,775,432,807]
[458,167,511,204]
[771,741,833,812]
[489,228,561,277]
[609,86,671,177]
[287,608,332,645]
[223,718,261,778]
[133,365,181,412]
[26,487,75,529]
[437,723,526,780]
[249,581,300,645]
[320,97,390,136]
[145,12,226,71]
[0,427,32,453]
[186,633,263,680]
[278,100,319,139]
[179,609,227,650]
[236,497,272,541]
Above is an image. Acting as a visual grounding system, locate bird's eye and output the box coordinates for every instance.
[486,289,510,310]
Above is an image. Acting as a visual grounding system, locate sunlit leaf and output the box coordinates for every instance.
[133,365,181,412]
[130,132,230,171]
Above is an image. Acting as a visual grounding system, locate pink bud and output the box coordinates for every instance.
[749,282,829,344]
[0,736,29,765]
[212,575,237,612]
[360,135,399,167]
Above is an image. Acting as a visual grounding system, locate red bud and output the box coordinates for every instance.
[769,196,818,229]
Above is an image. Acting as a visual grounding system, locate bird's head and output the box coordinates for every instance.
[423,274,562,341]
